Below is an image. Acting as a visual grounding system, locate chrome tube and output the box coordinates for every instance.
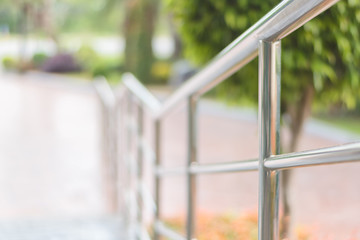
[186,96,197,240]
[155,159,258,176]
[190,159,258,174]
[140,136,156,165]
[119,0,339,119]
[118,87,127,216]
[156,167,187,176]
[122,73,162,114]
[116,0,348,239]
[125,92,136,239]
[265,142,360,170]
[93,77,119,211]
[154,120,161,240]
[258,40,281,240]
[136,103,144,238]
[93,76,116,109]
[154,0,339,118]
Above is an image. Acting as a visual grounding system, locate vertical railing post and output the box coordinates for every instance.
[118,90,127,216]
[94,78,119,213]
[153,119,161,240]
[258,40,281,240]
[136,102,144,239]
[109,93,119,212]
[125,91,134,239]
[186,96,197,240]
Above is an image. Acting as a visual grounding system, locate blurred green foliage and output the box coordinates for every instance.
[0,0,18,32]
[32,52,49,67]
[75,45,100,71]
[58,0,123,34]
[2,55,34,72]
[167,0,360,111]
[0,0,123,35]
[74,45,123,82]
[2,56,17,70]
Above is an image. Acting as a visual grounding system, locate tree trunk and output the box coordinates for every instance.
[19,2,30,68]
[42,0,59,52]
[124,0,158,83]
[280,84,315,239]
[167,13,182,60]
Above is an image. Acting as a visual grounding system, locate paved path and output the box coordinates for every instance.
[0,73,125,239]
[0,217,124,240]
[149,90,360,239]
[0,73,359,239]
[0,73,109,219]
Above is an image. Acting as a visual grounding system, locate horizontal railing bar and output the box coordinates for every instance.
[265,142,360,170]
[153,0,339,118]
[156,159,259,176]
[156,167,187,176]
[155,221,186,240]
[190,159,258,174]
[121,0,339,119]
[122,73,162,113]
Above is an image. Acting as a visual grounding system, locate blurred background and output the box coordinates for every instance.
[0,0,360,239]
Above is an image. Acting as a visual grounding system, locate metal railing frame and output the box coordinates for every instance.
[94,77,125,213]
[115,0,360,239]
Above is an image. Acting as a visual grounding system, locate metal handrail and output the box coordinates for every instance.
[122,73,161,113]
[123,0,339,119]
[94,77,125,214]
[115,0,360,240]
[265,142,360,170]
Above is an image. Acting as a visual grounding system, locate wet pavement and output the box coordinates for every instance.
[152,90,360,239]
[0,73,109,219]
[0,217,124,240]
[0,73,359,239]
[0,73,125,239]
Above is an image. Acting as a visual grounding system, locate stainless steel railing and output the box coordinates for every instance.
[111,0,360,240]
[94,77,124,213]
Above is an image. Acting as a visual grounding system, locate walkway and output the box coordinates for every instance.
[0,217,123,240]
[0,73,359,239]
[151,89,360,239]
[0,73,125,239]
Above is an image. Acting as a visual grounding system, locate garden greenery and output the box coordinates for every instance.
[167,0,360,110]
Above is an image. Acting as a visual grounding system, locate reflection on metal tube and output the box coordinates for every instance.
[258,40,281,240]
[154,119,161,240]
[186,96,197,240]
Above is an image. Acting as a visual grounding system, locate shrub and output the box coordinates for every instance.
[41,53,82,73]
[91,57,123,81]
[2,56,17,70]
[75,45,99,71]
[32,52,49,68]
